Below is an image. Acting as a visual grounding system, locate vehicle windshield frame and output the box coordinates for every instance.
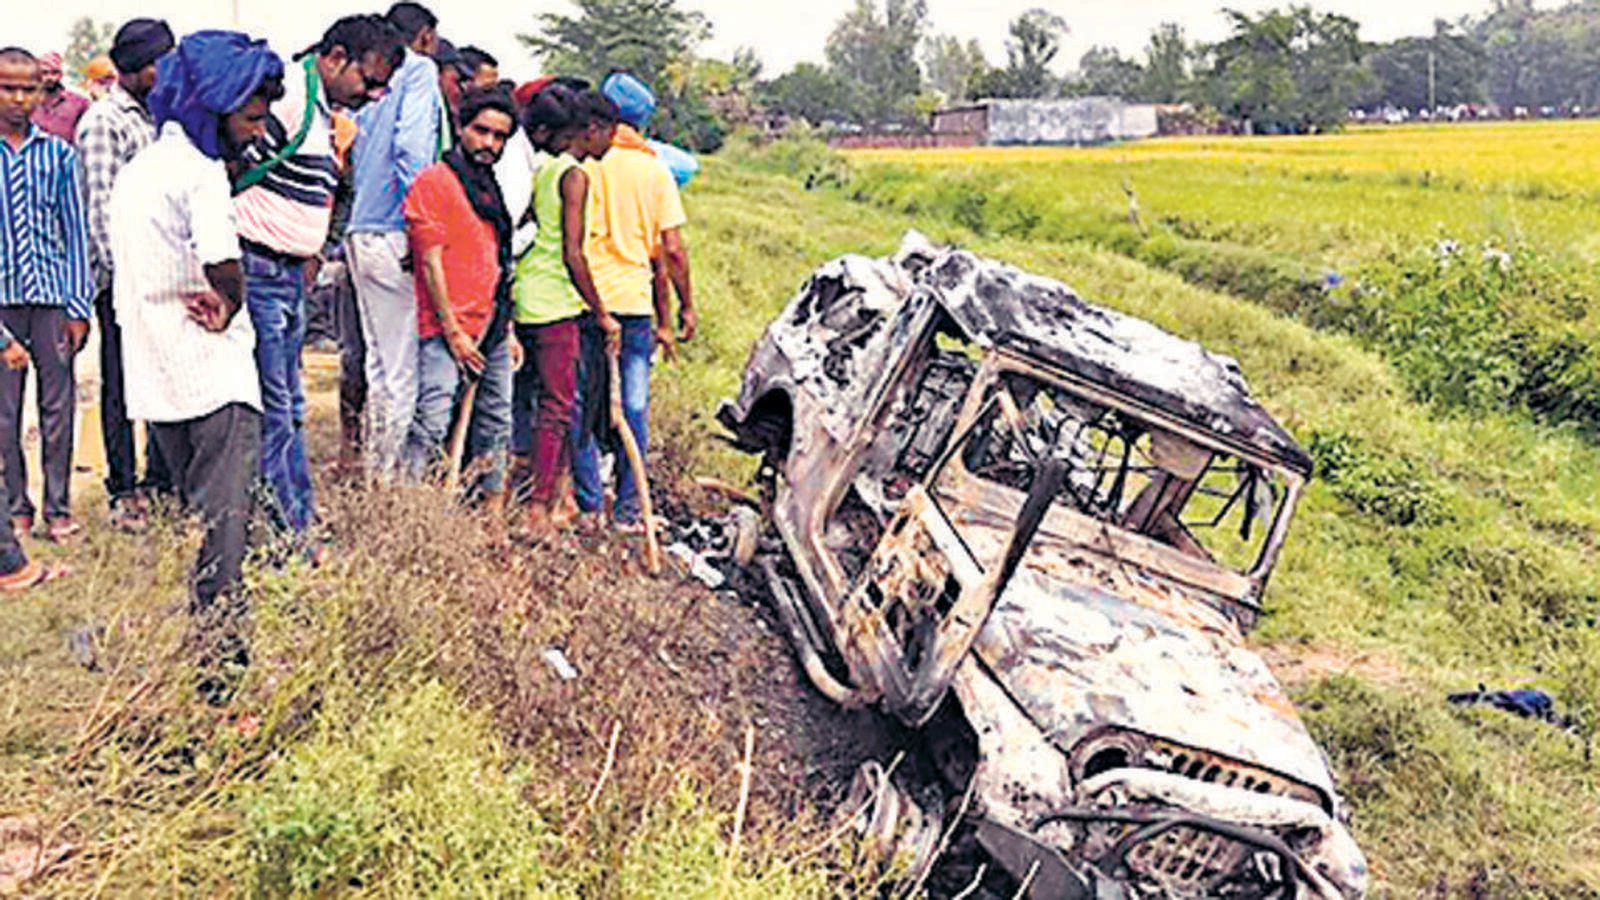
[922,353,1303,589]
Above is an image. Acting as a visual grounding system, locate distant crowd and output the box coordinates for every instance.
[0,1,695,702]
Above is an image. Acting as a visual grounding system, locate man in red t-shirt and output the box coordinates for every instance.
[401,87,518,489]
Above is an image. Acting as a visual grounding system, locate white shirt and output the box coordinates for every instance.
[109,122,260,422]
[493,128,546,256]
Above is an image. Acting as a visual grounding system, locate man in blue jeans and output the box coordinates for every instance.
[571,74,696,528]
[233,16,402,539]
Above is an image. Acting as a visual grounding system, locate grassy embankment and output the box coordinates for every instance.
[716,132,1600,897]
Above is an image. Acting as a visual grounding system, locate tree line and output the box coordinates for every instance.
[60,0,1600,149]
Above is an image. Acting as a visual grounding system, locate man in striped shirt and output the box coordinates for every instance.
[76,18,175,533]
[0,47,92,543]
[234,15,402,543]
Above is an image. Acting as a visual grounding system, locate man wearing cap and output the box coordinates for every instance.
[29,52,89,143]
[570,72,697,529]
[346,1,445,479]
[0,47,92,544]
[84,57,117,101]
[108,29,283,703]
[234,14,403,545]
[76,17,176,533]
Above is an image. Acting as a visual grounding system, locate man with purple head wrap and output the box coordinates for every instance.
[30,51,89,143]
[109,30,284,705]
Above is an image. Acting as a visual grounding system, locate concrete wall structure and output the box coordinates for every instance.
[929,98,1161,145]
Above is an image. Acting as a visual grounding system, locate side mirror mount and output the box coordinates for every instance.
[996,457,1067,595]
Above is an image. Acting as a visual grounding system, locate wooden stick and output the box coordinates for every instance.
[585,721,622,811]
[608,348,661,574]
[443,379,480,493]
[719,725,757,900]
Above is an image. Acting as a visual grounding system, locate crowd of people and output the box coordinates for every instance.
[0,2,696,701]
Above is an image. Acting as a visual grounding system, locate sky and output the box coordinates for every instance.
[16,0,1548,86]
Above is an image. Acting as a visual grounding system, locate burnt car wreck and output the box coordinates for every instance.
[718,233,1368,898]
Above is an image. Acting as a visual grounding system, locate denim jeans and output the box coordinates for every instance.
[406,334,512,492]
[572,314,652,521]
[243,248,315,535]
[465,334,512,494]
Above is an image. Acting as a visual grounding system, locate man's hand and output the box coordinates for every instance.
[64,319,90,354]
[597,311,622,351]
[655,324,678,364]
[445,327,486,375]
[184,290,235,333]
[302,256,323,293]
[508,326,525,371]
[0,342,27,371]
[678,304,698,343]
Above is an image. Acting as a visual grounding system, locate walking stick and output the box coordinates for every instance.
[609,346,661,574]
[443,378,479,494]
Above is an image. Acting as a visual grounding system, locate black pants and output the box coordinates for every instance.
[152,403,261,660]
[333,259,366,452]
[94,287,171,502]
[0,306,75,522]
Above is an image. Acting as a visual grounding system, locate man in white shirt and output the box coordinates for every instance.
[109,30,283,704]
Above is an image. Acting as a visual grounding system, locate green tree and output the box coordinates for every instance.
[1140,22,1192,103]
[922,34,987,103]
[824,0,927,125]
[519,0,709,89]
[981,8,1069,99]
[1365,21,1486,110]
[1070,46,1145,99]
[1201,6,1368,133]
[758,62,854,125]
[64,16,114,82]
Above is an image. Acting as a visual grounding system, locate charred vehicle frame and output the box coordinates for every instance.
[718,234,1367,898]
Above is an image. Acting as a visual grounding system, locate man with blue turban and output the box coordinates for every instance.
[109,30,284,705]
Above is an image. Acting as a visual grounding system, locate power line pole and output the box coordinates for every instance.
[1427,49,1440,112]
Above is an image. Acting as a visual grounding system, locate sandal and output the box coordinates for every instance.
[0,560,70,592]
[45,518,83,545]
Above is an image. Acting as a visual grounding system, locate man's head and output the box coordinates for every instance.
[385,2,438,56]
[36,52,63,95]
[85,56,116,99]
[458,46,498,90]
[601,72,656,131]
[110,18,175,101]
[311,15,404,110]
[456,86,515,166]
[221,75,283,161]
[568,90,620,160]
[147,30,284,161]
[0,48,39,133]
[435,38,464,114]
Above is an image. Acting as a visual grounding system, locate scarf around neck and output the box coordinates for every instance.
[442,145,513,357]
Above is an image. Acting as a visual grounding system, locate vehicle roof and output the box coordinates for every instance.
[898,235,1314,475]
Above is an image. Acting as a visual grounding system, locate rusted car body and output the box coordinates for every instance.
[718,233,1367,898]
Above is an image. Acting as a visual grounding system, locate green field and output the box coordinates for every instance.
[6,124,1600,897]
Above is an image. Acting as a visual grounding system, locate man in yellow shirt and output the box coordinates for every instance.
[571,73,695,527]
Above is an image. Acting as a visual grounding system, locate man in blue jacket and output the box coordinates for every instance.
[346,2,444,479]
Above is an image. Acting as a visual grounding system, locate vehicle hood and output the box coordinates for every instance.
[971,562,1337,803]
